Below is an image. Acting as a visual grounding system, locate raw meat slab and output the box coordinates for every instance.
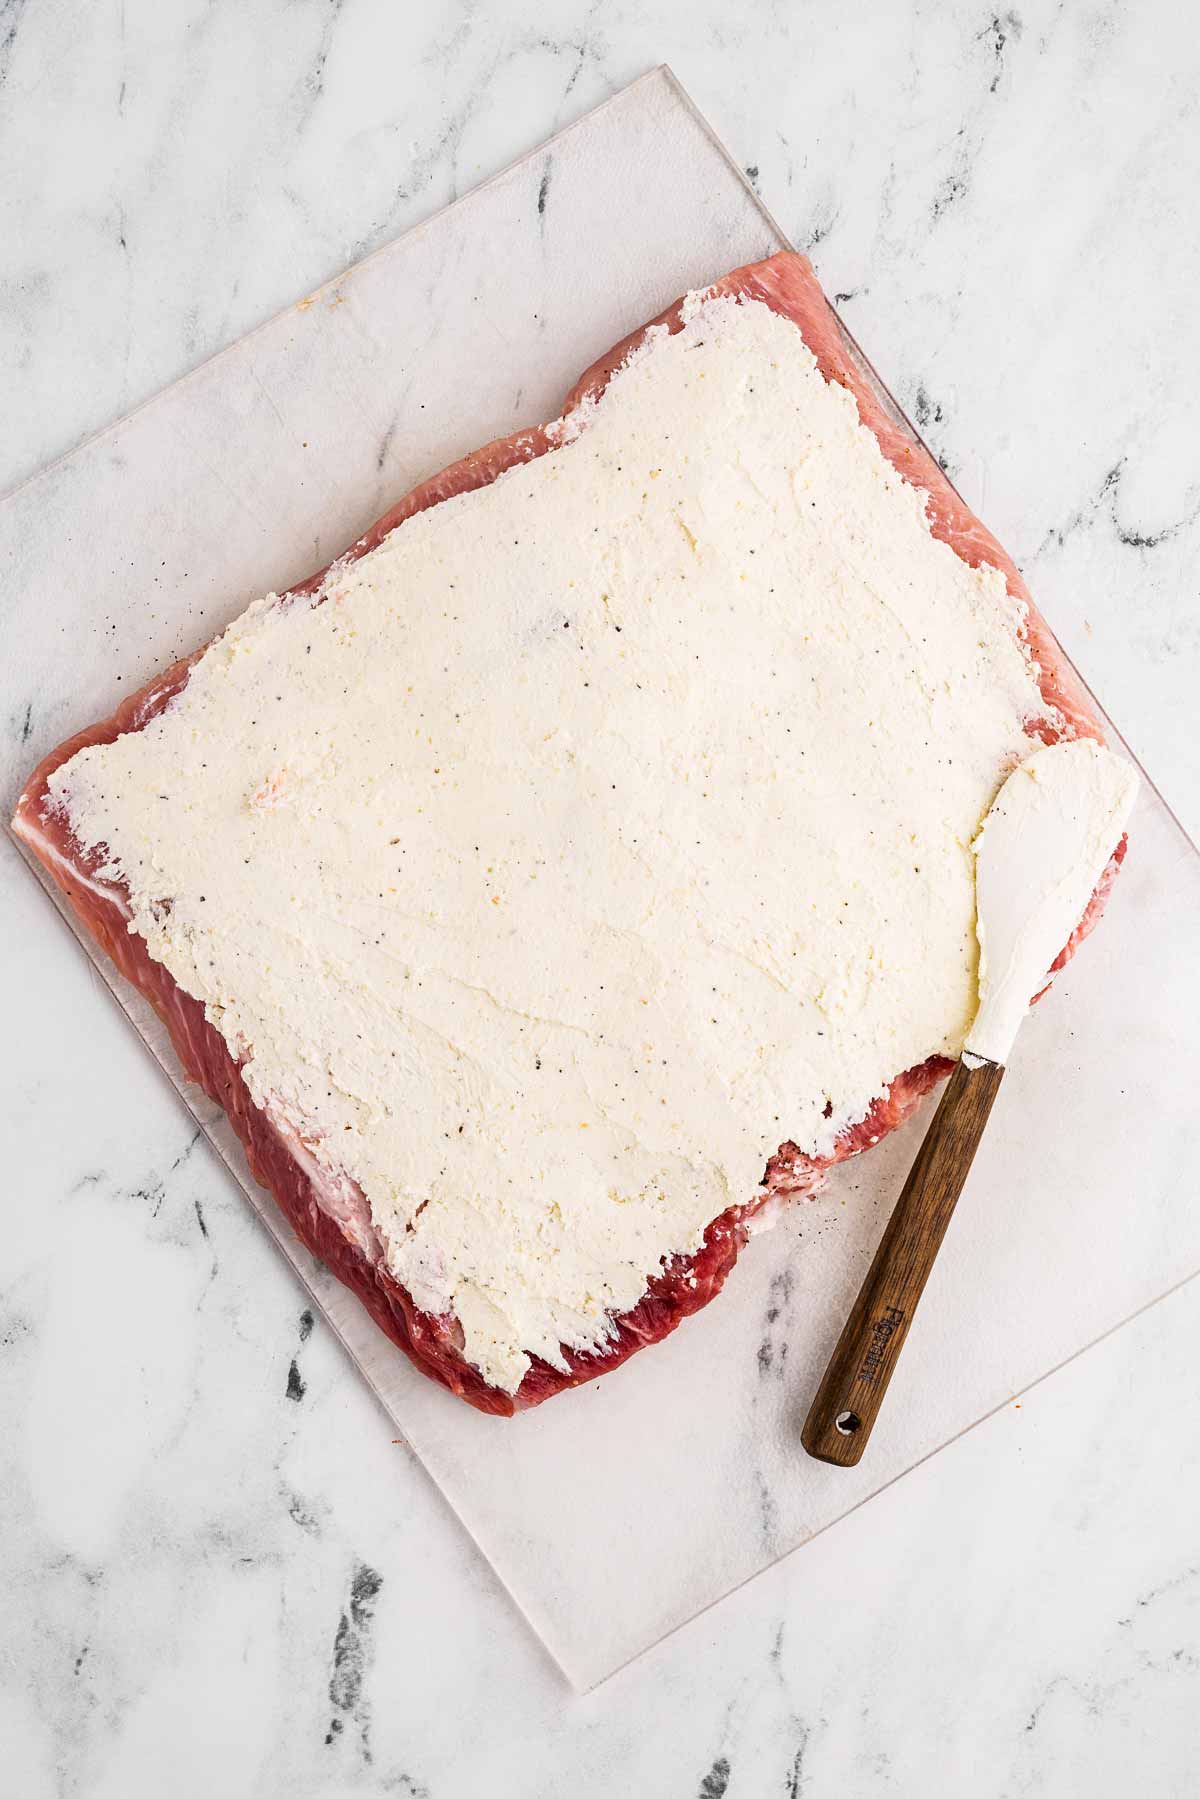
[5,70,1200,1686]
[12,248,1121,1416]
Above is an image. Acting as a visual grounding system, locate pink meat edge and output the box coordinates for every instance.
[12,251,1125,1415]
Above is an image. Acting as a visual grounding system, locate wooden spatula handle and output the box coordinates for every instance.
[802,1055,1005,1467]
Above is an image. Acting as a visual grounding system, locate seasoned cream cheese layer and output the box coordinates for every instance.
[51,294,1048,1393]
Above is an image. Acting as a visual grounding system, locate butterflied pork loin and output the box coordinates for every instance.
[13,253,1123,1415]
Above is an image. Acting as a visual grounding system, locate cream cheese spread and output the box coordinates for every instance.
[966,739,1137,1066]
[50,293,1049,1393]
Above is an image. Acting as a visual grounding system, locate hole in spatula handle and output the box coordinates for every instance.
[835,1410,861,1436]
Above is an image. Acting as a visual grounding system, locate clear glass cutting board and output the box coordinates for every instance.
[5,68,1199,1690]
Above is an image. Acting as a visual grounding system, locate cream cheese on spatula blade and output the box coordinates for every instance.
[966,739,1139,1068]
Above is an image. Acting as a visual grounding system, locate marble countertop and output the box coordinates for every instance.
[3,4,1199,1795]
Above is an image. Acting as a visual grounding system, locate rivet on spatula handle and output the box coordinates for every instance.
[801,1055,1005,1467]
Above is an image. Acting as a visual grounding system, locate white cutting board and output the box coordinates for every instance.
[5,68,1200,1689]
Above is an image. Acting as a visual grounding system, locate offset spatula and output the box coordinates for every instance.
[802,738,1138,1468]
